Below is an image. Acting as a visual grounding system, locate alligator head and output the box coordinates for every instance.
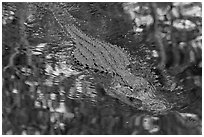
[107,76,172,114]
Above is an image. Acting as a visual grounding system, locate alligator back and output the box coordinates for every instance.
[40,3,172,113]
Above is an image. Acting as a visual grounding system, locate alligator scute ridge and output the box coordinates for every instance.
[40,2,131,71]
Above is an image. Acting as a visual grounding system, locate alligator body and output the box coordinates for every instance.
[40,3,171,113]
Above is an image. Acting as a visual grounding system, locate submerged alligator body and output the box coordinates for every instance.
[40,3,171,113]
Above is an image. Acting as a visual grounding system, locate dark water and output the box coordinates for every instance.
[2,2,201,135]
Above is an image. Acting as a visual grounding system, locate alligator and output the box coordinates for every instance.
[39,3,172,113]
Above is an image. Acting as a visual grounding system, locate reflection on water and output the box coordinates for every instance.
[14,42,198,134]
[2,39,201,134]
